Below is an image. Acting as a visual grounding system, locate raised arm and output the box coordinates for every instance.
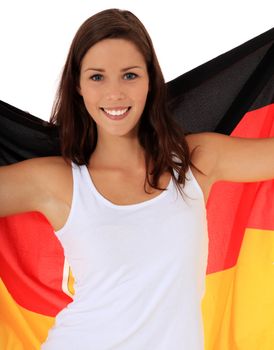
[0,158,49,217]
[0,156,72,233]
[187,132,274,184]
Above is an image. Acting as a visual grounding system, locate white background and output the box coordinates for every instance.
[0,0,273,121]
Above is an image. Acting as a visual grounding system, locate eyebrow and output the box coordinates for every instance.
[84,65,144,72]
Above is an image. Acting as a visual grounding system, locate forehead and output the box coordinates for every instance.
[81,38,146,68]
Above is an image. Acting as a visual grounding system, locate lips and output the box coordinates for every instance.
[101,106,131,120]
[100,107,131,117]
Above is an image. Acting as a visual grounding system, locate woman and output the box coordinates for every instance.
[0,8,273,350]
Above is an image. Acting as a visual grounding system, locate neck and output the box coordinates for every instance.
[89,135,147,172]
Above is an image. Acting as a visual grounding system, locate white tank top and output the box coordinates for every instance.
[41,160,208,350]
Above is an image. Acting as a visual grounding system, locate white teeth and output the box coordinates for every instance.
[103,107,129,116]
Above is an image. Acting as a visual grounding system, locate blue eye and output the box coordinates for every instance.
[124,72,137,80]
[90,74,103,81]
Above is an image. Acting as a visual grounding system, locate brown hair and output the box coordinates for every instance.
[49,8,201,199]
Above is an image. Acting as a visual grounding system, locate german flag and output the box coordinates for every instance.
[0,27,274,349]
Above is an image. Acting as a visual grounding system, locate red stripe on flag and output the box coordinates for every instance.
[206,103,274,274]
[0,212,72,316]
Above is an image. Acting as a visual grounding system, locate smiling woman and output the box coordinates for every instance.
[4,6,274,350]
[49,9,194,188]
[48,8,198,201]
[77,38,150,139]
[31,8,208,349]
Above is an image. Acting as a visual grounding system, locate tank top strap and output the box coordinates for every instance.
[71,161,90,188]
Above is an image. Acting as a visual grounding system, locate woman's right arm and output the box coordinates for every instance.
[0,158,50,217]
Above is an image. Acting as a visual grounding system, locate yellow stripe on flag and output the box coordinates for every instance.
[202,228,274,350]
[0,278,54,350]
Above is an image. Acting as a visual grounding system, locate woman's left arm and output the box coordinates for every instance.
[207,132,274,183]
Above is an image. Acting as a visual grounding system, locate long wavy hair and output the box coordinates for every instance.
[49,8,201,199]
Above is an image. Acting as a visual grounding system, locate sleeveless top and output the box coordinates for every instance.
[41,160,208,350]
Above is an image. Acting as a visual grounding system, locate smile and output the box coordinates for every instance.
[101,107,131,120]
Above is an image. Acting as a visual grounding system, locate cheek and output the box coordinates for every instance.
[137,85,149,105]
[81,88,100,110]
[131,80,149,101]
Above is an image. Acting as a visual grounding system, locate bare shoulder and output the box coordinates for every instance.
[27,155,71,178]
[0,156,73,229]
[9,155,72,188]
[22,156,72,203]
[185,132,219,204]
[18,155,70,169]
[6,155,70,170]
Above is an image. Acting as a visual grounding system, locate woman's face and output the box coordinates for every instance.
[78,38,149,138]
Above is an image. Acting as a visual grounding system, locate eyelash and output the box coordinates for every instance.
[90,72,138,81]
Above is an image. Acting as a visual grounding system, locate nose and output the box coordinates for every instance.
[105,80,126,101]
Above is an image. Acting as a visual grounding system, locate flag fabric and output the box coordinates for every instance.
[0,27,274,349]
